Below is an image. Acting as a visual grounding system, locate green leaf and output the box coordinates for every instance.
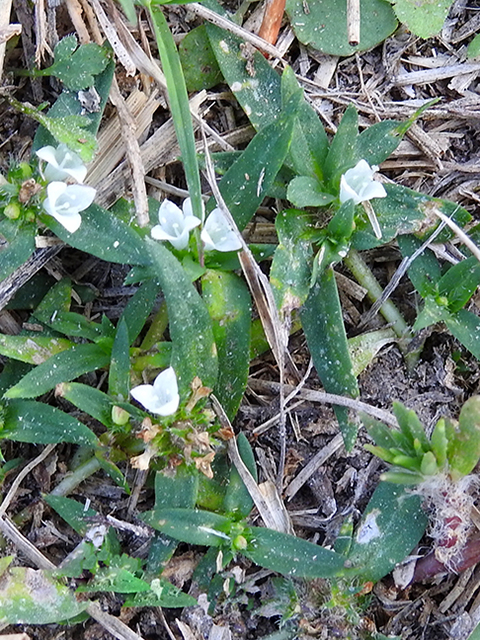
[141,508,233,546]
[301,267,359,449]
[124,579,197,608]
[214,94,298,230]
[0,335,73,364]
[108,318,130,400]
[4,343,111,399]
[146,239,218,395]
[447,396,480,479]
[271,209,313,314]
[179,25,222,91]
[286,0,397,55]
[77,566,151,594]
[244,526,346,578]
[33,278,72,324]
[222,433,257,519]
[2,399,98,446]
[202,270,251,420]
[397,234,441,298]
[155,469,198,510]
[148,5,203,220]
[33,59,115,157]
[438,257,480,313]
[41,36,111,90]
[44,494,98,536]
[357,120,405,165]
[39,311,103,343]
[0,567,89,623]
[0,219,35,281]
[467,33,480,59]
[445,309,480,361]
[207,24,282,131]
[57,383,113,427]
[281,66,328,178]
[323,104,359,188]
[390,0,453,38]
[287,176,335,208]
[392,402,430,452]
[121,279,161,344]
[40,203,149,265]
[346,482,427,582]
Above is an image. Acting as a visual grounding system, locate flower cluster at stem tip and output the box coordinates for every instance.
[339,159,387,205]
[151,197,242,253]
[36,144,96,233]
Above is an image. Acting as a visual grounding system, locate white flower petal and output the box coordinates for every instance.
[201,208,242,252]
[36,143,87,183]
[151,198,201,250]
[130,367,180,416]
[339,159,387,205]
[43,182,96,233]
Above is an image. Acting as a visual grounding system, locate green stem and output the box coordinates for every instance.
[49,456,102,496]
[344,248,412,352]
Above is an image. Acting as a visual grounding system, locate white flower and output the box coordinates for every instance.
[201,208,242,252]
[151,198,201,250]
[339,159,387,205]
[130,367,180,416]
[36,144,87,184]
[43,181,96,233]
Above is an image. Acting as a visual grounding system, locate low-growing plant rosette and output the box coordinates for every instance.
[363,397,480,576]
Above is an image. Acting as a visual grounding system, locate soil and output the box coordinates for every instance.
[2,1,480,639]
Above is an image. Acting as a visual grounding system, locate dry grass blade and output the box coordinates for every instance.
[201,131,290,486]
[89,0,136,76]
[211,395,292,533]
[432,207,480,265]
[109,78,149,226]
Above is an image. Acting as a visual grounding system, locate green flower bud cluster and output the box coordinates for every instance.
[363,397,480,484]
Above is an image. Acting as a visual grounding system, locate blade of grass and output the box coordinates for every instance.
[147,3,203,220]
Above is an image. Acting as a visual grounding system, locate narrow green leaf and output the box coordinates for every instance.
[448,395,480,478]
[44,494,97,535]
[0,220,35,282]
[146,239,218,395]
[155,470,198,510]
[392,402,430,452]
[0,335,73,364]
[202,269,251,420]
[323,104,359,187]
[301,267,359,448]
[77,567,151,593]
[445,309,480,360]
[438,257,480,313]
[108,318,130,400]
[287,176,335,208]
[124,580,197,608]
[179,25,222,91]
[0,567,89,623]
[121,279,161,344]
[4,343,110,399]
[214,96,298,230]
[3,399,98,446]
[244,526,345,578]
[346,482,427,582]
[40,203,149,266]
[397,234,441,298]
[271,209,313,313]
[58,382,114,426]
[141,508,232,546]
[33,278,72,325]
[357,120,404,166]
[223,433,257,519]
[148,4,203,220]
